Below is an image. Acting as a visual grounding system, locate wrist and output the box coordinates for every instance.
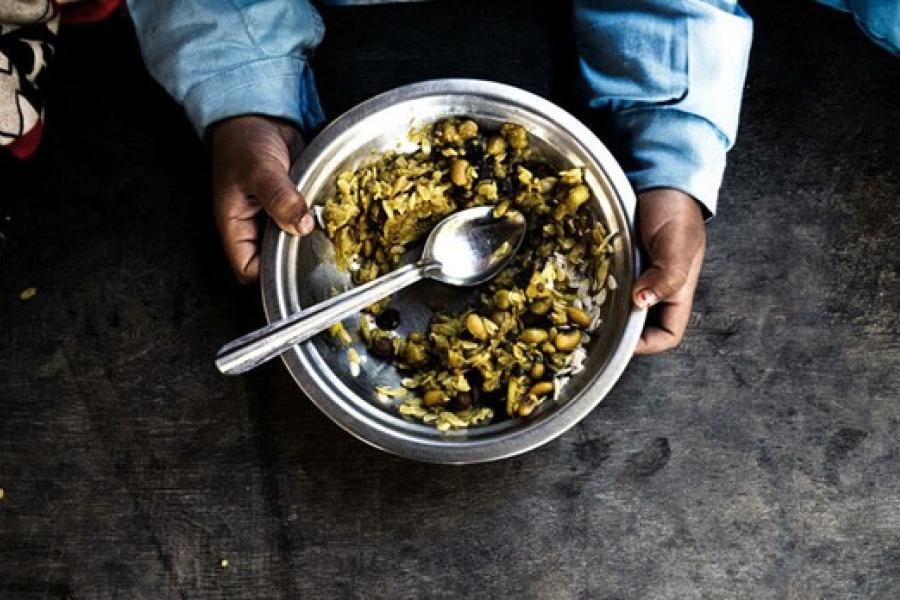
[638,188,706,224]
[210,115,305,160]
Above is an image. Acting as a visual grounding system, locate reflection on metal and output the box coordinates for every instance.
[262,79,645,464]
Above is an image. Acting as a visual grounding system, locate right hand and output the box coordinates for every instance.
[210,115,315,284]
[631,188,707,354]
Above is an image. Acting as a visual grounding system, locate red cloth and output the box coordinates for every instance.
[61,0,123,24]
[7,120,44,160]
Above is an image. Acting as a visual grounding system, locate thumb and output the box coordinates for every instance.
[251,166,315,237]
[632,257,690,309]
[632,189,706,310]
[632,218,696,309]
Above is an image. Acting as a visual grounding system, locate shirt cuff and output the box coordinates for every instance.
[611,107,728,217]
[182,56,326,139]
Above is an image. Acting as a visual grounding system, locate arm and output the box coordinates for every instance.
[127,0,326,282]
[574,0,752,352]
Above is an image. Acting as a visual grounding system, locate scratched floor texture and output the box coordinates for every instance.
[1,1,899,598]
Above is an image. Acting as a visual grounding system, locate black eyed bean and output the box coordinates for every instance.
[371,337,394,359]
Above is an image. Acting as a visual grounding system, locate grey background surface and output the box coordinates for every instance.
[1,1,898,598]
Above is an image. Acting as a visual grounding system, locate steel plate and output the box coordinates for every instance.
[260,79,645,463]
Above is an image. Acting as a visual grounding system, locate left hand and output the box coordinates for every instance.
[631,188,707,354]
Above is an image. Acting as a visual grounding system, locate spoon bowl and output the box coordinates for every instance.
[425,206,526,285]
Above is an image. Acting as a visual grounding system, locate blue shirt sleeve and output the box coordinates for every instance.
[126,0,327,138]
[574,0,753,216]
[816,0,900,57]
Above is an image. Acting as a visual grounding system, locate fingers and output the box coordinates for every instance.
[635,306,690,354]
[632,188,707,355]
[214,185,263,285]
[634,246,702,354]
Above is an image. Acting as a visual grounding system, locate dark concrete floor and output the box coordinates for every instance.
[1,1,899,598]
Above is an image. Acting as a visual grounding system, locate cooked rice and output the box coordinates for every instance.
[322,118,616,430]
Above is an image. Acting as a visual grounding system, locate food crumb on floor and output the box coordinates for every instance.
[0,488,5,500]
[220,559,229,568]
[19,287,37,301]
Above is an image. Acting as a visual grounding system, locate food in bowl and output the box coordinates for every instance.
[320,117,617,431]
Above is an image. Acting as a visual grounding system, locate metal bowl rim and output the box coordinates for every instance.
[260,78,646,464]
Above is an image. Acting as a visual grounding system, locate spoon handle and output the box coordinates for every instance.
[215,262,432,375]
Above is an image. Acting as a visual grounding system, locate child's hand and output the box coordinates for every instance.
[211,116,315,284]
[632,188,707,354]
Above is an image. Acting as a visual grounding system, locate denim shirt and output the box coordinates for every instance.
[126,0,898,216]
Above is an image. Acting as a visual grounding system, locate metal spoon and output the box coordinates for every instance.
[215,206,527,375]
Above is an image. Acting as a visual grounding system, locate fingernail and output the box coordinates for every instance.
[637,289,658,308]
[298,213,315,235]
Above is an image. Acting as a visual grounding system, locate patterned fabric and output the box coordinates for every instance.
[0,0,122,159]
[0,1,57,158]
